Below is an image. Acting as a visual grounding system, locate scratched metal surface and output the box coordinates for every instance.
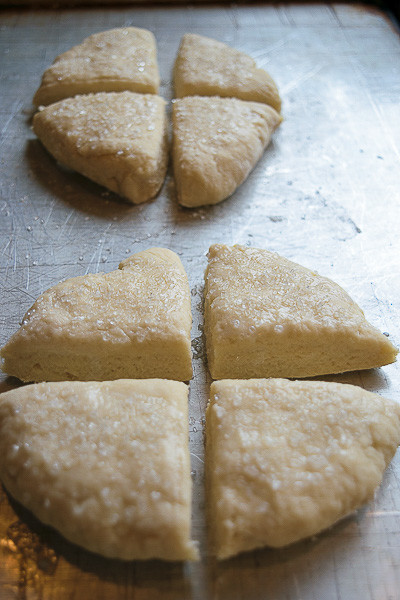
[0,3,400,599]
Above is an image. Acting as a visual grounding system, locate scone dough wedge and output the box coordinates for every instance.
[206,378,400,559]
[172,96,282,207]
[0,248,193,382]
[204,244,397,379]
[33,91,168,205]
[174,33,281,112]
[33,27,160,106]
[0,379,198,561]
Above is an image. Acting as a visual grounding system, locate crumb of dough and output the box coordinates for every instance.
[204,244,398,379]
[174,33,281,112]
[34,27,160,106]
[33,91,168,205]
[206,378,400,559]
[0,379,198,561]
[1,248,193,382]
[172,96,282,207]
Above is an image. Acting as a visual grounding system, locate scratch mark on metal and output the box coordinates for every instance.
[190,453,204,465]
[251,32,297,60]
[56,209,75,241]
[281,63,325,94]
[43,199,56,230]
[0,99,23,137]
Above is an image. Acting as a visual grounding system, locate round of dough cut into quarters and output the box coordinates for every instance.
[33,91,168,205]
[33,27,160,106]
[0,248,193,383]
[174,33,281,112]
[172,96,282,207]
[206,378,400,559]
[0,379,198,561]
[204,244,397,379]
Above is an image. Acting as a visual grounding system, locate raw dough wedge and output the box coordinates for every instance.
[206,378,400,559]
[33,91,168,204]
[33,27,160,106]
[0,248,193,382]
[204,244,397,379]
[174,33,281,112]
[0,379,198,561]
[172,96,282,207]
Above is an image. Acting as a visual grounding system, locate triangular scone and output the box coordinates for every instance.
[204,244,397,379]
[0,379,198,561]
[206,378,400,559]
[0,248,192,382]
[172,96,282,207]
[33,27,160,106]
[33,92,168,205]
[174,33,281,112]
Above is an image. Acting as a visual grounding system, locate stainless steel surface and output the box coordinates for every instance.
[1,3,400,599]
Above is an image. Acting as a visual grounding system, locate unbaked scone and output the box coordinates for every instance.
[174,33,281,112]
[204,244,397,379]
[33,27,160,106]
[172,96,282,207]
[0,379,198,561]
[206,378,400,559]
[33,91,168,204]
[0,248,192,382]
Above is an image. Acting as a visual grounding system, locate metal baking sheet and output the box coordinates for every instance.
[1,3,400,598]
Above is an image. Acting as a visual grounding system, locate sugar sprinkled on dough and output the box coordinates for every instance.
[34,27,160,106]
[33,92,168,205]
[1,248,193,382]
[0,379,199,561]
[172,97,281,207]
[206,378,400,559]
[204,244,397,378]
[174,33,281,111]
